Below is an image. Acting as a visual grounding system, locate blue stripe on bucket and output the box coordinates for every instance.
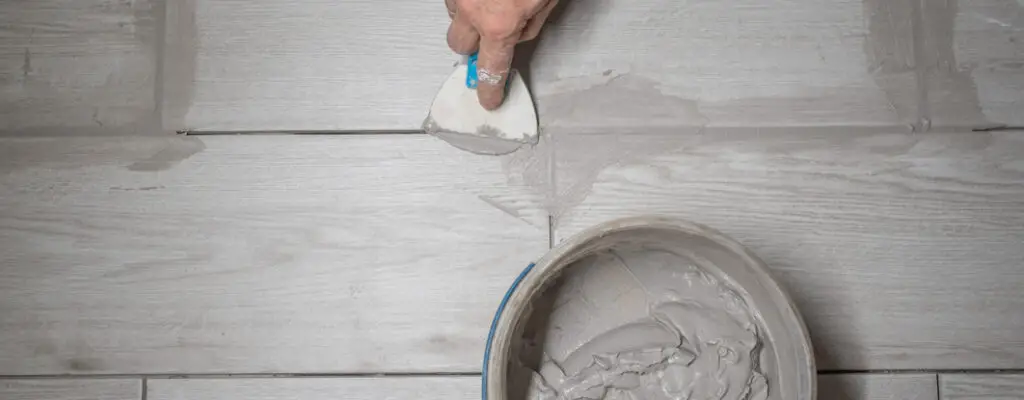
[481,262,536,400]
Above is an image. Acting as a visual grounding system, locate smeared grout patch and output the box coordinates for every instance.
[424,116,532,156]
[127,136,205,171]
[131,0,158,46]
[433,130,528,155]
[502,129,557,217]
[159,0,199,131]
[863,0,921,129]
[476,194,544,229]
[945,0,1023,127]
[917,0,988,129]
[501,73,709,221]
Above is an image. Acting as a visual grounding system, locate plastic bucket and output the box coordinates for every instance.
[482,216,815,400]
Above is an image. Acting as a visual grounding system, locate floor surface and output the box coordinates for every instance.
[1,0,1023,399]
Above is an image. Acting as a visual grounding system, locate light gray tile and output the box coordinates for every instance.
[182,0,452,131]
[941,374,1024,400]
[0,380,140,400]
[148,374,937,400]
[0,0,161,135]
[0,135,547,374]
[922,0,1024,129]
[551,129,1024,370]
[148,378,475,400]
[184,0,920,132]
[819,374,937,400]
[532,0,919,132]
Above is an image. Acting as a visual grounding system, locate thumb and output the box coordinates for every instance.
[475,35,516,110]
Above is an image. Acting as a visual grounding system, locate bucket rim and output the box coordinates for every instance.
[481,215,816,400]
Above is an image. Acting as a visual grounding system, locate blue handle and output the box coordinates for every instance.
[466,52,479,89]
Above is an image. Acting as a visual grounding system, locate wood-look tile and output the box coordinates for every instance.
[0,135,547,374]
[0,0,160,135]
[184,0,919,132]
[940,374,1024,400]
[552,129,1024,370]
[0,380,140,400]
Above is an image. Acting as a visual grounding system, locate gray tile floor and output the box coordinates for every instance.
[1,1,1023,399]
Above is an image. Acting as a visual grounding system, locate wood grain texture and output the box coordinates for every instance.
[160,0,197,131]
[186,0,919,132]
[149,374,937,400]
[183,0,453,131]
[923,0,1023,129]
[0,379,140,400]
[532,0,919,131]
[940,374,1024,400]
[819,374,937,400]
[148,377,476,400]
[551,129,1024,370]
[0,135,547,375]
[0,0,160,135]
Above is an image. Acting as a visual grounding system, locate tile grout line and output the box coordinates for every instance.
[141,378,148,400]
[818,369,1024,375]
[910,0,932,132]
[2,369,1024,380]
[547,215,555,249]
[153,0,168,133]
[184,130,426,136]
[171,125,1024,137]
[0,372,483,380]
[545,128,558,249]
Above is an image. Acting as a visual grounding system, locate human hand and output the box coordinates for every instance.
[445,0,558,110]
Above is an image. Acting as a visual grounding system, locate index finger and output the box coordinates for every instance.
[445,0,456,17]
[475,35,517,110]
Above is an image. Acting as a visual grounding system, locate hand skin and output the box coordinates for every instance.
[445,0,558,110]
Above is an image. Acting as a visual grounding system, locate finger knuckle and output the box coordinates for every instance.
[447,37,474,54]
[476,16,520,39]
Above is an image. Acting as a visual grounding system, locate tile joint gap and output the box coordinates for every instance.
[182,130,425,136]
[547,214,555,249]
[0,372,484,380]
[910,0,932,132]
[820,368,1024,375]
[4,369,1024,380]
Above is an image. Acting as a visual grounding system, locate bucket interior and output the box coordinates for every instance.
[492,221,814,400]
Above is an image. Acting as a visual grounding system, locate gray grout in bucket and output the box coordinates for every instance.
[483,216,815,400]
